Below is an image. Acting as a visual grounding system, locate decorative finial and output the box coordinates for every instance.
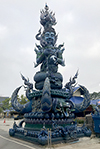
[40,4,56,28]
[45,3,49,11]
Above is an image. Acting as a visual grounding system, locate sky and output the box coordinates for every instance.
[0,0,100,97]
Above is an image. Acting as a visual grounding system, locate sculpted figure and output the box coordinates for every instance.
[34,27,65,90]
[33,4,65,90]
[35,28,65,70]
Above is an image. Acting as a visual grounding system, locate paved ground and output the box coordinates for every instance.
[0,118,100,149]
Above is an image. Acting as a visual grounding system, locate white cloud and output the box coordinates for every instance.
[0,25,8,40]
[87,42,100,59]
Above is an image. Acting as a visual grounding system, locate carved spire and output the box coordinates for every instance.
[40,4,57,29]
[35,4,58,47]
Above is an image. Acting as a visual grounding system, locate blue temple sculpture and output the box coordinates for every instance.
[92,101,100,136]
[9,4,91,145]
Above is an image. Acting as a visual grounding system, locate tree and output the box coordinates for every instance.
[1,95,28,111]
[17,95,28,104]
[0,107,3,113]
[90,92,100,100]
[2,98,11,110]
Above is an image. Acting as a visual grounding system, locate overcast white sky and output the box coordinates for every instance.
[0,0,100,97]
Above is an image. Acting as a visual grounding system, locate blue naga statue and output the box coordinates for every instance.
[10,4,91,145]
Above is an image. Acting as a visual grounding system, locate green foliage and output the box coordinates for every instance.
[0,95,28,112]
[0,107,3,113]
[17,95,28,104]
[75,117,85,124]
[77,119,84,124]
[90,92,100,100]
[2,98,11,110]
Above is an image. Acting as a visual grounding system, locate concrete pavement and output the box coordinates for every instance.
[0,118,14,132]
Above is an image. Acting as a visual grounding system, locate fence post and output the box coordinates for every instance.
[48,129,51,148]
